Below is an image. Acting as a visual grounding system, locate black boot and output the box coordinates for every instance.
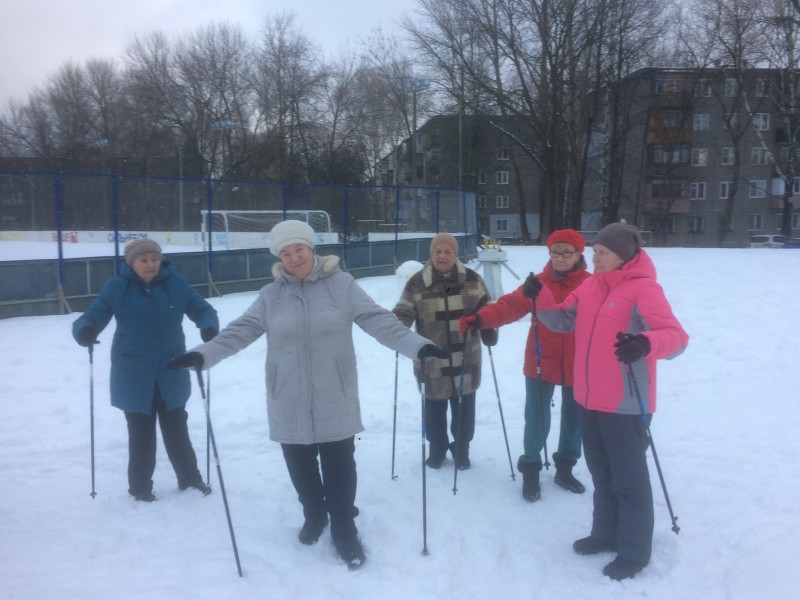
[179,479,213,496]
[553,452,585,494]
[517,459,542,502]
[425,445,446,469]
[603,556,648,580]
[449,441,470,470]
[298,514,329,545]
[333,532,366,570]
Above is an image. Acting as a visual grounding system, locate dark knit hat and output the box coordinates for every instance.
[268,220,316,256]
[592,223,642,262]
[430,232,459,256]
[124,238,162,266]
[546,229,585,252]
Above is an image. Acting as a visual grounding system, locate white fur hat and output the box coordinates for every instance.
[268,220,316,256]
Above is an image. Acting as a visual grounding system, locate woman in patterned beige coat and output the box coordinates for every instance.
[393,233,496,470]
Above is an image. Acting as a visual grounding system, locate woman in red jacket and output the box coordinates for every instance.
[523,223,688,581]
[460,229,590,502]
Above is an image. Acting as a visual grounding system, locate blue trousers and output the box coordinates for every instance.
[578,406,654,562]
[520,377,582,464]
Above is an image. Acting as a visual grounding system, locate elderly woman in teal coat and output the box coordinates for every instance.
[72,238,219,502]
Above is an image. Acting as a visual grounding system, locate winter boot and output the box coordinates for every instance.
[553,452,585,494]
[133,491,157,502]
[573,536,617,555]
[449,441,470,470]
[298,514,329,545]
[603,556,648,581]
[517,458,542,502]
[333,533,366,570]
[180,479,213,496]
[426,445,447,469]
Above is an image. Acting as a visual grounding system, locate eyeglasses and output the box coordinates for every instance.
[549,250,578,259]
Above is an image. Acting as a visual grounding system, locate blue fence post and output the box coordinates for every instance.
[54,174,72,314]
[435,189,440,233]
[343,185,349,263]
[112,176,121,276]
[394,186,400,264]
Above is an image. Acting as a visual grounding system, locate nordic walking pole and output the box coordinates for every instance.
[391,351,399,480]
[530,295,551,470]
[487,345,516,481]
[420,357,429,556]
[206,369,211,485]
[88,341,98,499]
[625,358,680,535]
[452,355,466,496]
[195,368,244,576]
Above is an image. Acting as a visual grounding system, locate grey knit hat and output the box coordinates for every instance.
[124,238,163,266]
[592,223,642,262]
[268,219,316,256]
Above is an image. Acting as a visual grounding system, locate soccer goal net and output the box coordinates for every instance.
[200,210,335,250]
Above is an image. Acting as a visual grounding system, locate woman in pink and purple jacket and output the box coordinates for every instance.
[523,223,688,581]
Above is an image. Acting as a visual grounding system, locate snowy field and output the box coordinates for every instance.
[1,242,799,600]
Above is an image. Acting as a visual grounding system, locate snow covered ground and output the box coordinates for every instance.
[1,243,799,600]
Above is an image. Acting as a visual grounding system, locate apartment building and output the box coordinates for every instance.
[379,114,542,241]
[599,67,800,247]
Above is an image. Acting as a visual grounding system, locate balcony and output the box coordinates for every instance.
[643,198,691,214]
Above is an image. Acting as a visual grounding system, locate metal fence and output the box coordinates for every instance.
[0,172,478,319]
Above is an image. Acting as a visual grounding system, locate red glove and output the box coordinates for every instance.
[459,314,481,333]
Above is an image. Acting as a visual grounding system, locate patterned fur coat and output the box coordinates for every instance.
[393,260,493,399]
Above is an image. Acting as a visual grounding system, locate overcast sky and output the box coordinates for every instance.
[0,0,421,106]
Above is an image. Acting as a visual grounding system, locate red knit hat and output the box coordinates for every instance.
[546,229,585,252]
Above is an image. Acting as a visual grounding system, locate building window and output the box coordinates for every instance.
[478,172,486,184]
[496,219,508,232]
[692,114,710,132]
[691,148,708,166]
[753,113,770,131]
[694,79,711,97]
[748,214,763,230]
[690,182,706,200]
[689,216,704,233]
[749,180,767,198]
[793,177,800,195]
[496,171,509,185]
[719,181,733,199]
[751,147,770,165]
[776,213,800,230]
[654,145,689,164]
[721,147,734,165]
[665,216,676,233]
[495,195,509,209]
[725,78,738,97]
[496,148,509,161]
[655,77,666,94]
[755,79,768,97]
[478,195,487,209]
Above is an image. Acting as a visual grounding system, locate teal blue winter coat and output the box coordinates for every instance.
[72,261,219,415]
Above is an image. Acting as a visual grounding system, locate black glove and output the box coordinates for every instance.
[418,344,449,360]
[614,332,650,364]
[76,326,98,347]
[168,352,204,370]
[522,273,543,299]
[201,328,218,342]
[479,328,499,347]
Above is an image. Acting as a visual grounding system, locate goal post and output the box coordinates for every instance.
[200,210,336,250]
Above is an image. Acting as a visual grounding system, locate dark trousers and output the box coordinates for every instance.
[281,437,358,541]
[578,405,654,562]
[124,385,202,496]
[425,392,476,460]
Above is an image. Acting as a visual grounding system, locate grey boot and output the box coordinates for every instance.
[553,452,586,494]
[517,458,542,502]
